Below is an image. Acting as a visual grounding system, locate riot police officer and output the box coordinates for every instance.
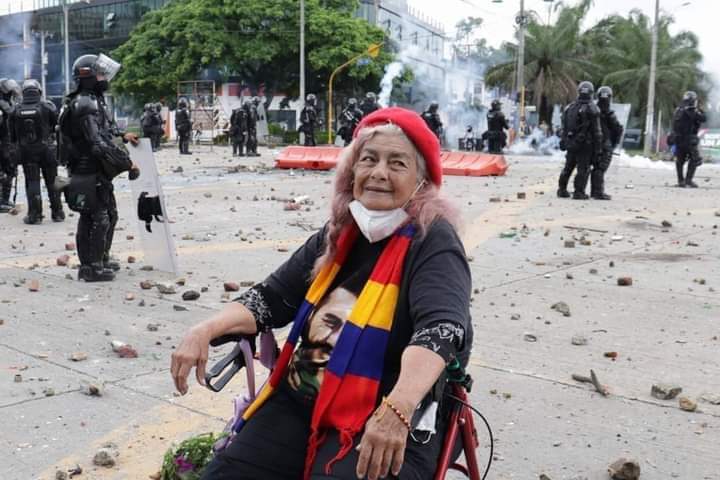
[360,92,379,118]
[670,91,706,188]
[175,98,192,155]
[245,97,260,156]
[299,94,319,147]
[558,81,602,200]
[338,98,363,146]
[421,101,443,141]
[0,78,21,212]
[485,99,509,154]
[141,103,156,150]
[230,104,247,156]
[58,54,139,282]
[10,79,64,224]
[591,86,623,200]
[152,103,165,151]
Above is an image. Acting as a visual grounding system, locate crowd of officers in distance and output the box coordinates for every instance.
[557,81,706,200]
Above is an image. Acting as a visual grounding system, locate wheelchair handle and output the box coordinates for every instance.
[205,337,255,393]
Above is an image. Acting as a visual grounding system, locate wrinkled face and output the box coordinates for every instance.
[352,130,419,211]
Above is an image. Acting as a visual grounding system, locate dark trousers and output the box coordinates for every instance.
[0,146,16,206]
[20,147,62,220]
[201,384,445,480]
[590,149,612,196]
[675,145,701,183]
[178,132,191,154]
[303,127,316,147]
[76,182,117,267]
[246,128,258,154]
[232,133,246,156]
[559,149,593,195]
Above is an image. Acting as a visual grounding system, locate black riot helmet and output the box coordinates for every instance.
[365,92,376,103]
[243,98,252,110]
[491,99,502,111]
[0,78,21,100]
[177,97,188,109]
[577,81,594,101]
[21,79,42,103]
[597,86,613,112]
[154,102,162,113]
[682,90,698,108]
[428,101,439,112]
[252,96,261,106]
[306,93,316,106]
[348,98,357,107]
[72,53,121,93]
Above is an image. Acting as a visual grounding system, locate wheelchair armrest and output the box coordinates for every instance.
[205,337,255,393]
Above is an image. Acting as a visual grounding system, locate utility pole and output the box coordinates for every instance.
[41,32,47,99]
[516,0,527,135]
[63,0,70,95]
[643,0,660,156]
[299,0,305,103]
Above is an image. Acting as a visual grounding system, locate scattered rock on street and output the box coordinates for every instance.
[69,352,88,362]
[617,277,633,286]
[699,393,720,405]
[156,283,176,294]
[127,256,136,263]
[608,458,640,480]
[56,255,70,267]
[182,290,201,301]
[679,396,697,412]
[651,383,682,400]
[65,242,76,251]
[551,301,571,317]
[239,280,254,287]
[93,443,119,467]
[146,323,160,332]
[571,334,588,346]
[224,282,240,292]
[111,340,138,358]
[523,333,537,342]
[564,240,576,248]
[80,379,104,397]
[661,220,672,228]
[28,280,40,292]
[140,280,154,290]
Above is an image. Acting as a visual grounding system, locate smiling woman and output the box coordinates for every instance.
[172,107,473,480]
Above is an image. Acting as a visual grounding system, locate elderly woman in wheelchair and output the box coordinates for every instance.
[172,108,476,480]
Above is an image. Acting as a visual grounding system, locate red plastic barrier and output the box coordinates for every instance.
[441,151,508,177]
[275,146,342,170]
[274,146,508,177]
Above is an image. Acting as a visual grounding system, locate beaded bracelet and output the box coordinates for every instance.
[382,396,412,431]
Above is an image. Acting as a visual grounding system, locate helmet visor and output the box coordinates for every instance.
[95,54,121,81]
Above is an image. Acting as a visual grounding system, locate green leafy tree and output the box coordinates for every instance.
[112,0,392,108]
[485,0,595,125]
[585,10,706,127]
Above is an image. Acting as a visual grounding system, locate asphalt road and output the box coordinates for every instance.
[1,145,719,480]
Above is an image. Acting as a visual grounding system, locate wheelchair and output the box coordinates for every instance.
[205,335,491,480]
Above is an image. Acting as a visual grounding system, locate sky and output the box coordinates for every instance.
[410,0,718,85]
[1,0,716,85]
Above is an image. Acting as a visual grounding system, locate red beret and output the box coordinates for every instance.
[353,107,442,186]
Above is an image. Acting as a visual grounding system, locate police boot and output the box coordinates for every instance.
[78,264,115,282]
[103,255,121,272]
[557,189,570,198]
[572,191,590,200]
[51,208,65,222]
[23,214,43,225]
[23,195,44,224]
[0,181,13,212]
[685,164,699,188]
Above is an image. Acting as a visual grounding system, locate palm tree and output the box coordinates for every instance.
[586,10,706,128]
[485,0,596,125]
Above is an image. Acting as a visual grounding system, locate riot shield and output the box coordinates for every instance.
[128,138,179,274]
[256,101,269,144]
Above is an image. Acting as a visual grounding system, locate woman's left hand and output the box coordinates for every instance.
[356,397,413,480]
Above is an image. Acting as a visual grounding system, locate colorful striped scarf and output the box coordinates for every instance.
[237,222,416,479]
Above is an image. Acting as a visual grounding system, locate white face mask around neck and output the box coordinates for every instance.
[348,181,425,243]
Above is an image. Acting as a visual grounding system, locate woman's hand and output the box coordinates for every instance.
[356,397,414,480]
[170,325,211,395]
[124,132,139,145]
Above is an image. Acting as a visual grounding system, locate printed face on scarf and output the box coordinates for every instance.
[307,287,357,347]
[352,131,419,211]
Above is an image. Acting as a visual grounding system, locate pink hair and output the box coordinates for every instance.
[312,124,461,277]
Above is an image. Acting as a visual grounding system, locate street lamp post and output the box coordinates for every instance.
[299,0,305,110]
[63,0,70,95]
[643,0,659,156]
